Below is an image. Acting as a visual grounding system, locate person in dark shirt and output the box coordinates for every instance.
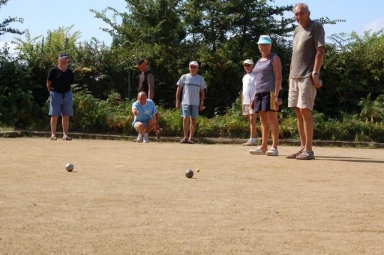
[134,59,155,100]
[46,53,74,141]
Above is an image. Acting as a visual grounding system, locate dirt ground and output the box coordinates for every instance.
[0,137,383,255]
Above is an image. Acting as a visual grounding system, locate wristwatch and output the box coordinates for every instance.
[312,71,319,75]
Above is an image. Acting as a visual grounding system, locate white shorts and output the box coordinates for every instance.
[288,77,317,111]
[242,104,255,115]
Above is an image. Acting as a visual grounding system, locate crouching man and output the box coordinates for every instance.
[132,92,160,143]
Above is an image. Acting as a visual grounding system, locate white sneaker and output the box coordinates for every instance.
[242,138,257,146]
[137,133,143,143]
[266,148,278,156]
[249,146,265,155]
[143,133,149,143]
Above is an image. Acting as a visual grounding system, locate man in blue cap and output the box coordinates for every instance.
[46,53,74,141]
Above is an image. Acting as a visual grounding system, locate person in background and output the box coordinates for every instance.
[175,61,206,144]
[241,59,258,146]
[46,53,74,141]
[286,3,325,160]
[132,92,160,143]
[249,35,282,156]
[134,59,155,100]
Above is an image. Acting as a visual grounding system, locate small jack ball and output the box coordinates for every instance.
[65,163,74,172]
[185,169,194,178]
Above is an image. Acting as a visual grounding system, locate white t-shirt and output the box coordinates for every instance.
[177,73,207,105]
[242,73,256,104]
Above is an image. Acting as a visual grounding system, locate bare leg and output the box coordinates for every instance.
[268,112,279,149]
[62,116,70,138]
[189,118,197,140]
[300,108,314,151]
[182,117,189,140]
[258,111,269,152]
[134,122,145,134]
[145,117,156,134]
[50,116,58,138]
[293,107,305,150]
[249,113,257,139]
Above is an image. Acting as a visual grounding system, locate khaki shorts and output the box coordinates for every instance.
[242,104,255,115]
[288,77,317,111]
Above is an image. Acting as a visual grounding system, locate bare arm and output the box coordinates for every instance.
[147,73,155,99]
[312,46,325,88]
[199,88,205,111]
[46,80,52,92]
[175,86,182,109]
[272,55,283,95]
[155,112,160,127]
[132,107,138,116]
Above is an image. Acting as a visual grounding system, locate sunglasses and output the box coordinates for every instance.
[243,64,251,67]
[190,65,198,69]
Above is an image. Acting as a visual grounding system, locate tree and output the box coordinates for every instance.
[0,0,24,36]
[92,0,186,105]
[319,30,384,118]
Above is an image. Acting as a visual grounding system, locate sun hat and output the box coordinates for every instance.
[257,35,272,44]
[243,59,254,65]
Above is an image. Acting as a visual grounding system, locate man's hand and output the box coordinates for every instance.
[312,73,323,89]
[275,98,283,106]
[155,126,162,139]
[176,101,180,109]
[250,100,254,109]
[198,103,204,111]
[132,109,139,116]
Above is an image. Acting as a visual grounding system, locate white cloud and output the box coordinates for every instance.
[363,17,384,33]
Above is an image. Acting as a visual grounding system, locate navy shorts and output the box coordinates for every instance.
[254,90,283,113]
[49,91,73,116]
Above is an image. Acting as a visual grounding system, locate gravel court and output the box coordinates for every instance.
[0,137,383,254]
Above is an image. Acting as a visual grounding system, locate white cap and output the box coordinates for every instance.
[189,61,199,67]
[243,59,254,65]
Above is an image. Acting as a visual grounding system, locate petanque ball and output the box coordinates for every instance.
[185,169,194,178]
[65,163,74,172]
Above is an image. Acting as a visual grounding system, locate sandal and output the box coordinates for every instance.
[188,139,195,144]
[296,150,315,160]
[63,136,72,141]
[50,135,57,141]
[286,149,303,159]
[180,138,188,143]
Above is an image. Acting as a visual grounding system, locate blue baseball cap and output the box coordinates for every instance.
[59,53,69,59]
[257,35,272,44]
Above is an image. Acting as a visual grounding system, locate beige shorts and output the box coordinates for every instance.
[242,104,255,115]
[288,77,317,111]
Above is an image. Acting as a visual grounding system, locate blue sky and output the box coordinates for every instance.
[1,0,383,48]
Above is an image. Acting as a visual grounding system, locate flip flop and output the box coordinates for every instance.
[63,136,72,141]
[50,135,57,141]
[180,138,188,143]
[187,139,195,144]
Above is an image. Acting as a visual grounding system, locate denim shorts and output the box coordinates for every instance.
[49,91,73,116]
[181,104,198,118]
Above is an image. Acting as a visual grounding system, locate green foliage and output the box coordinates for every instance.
[70,90,133,134]
[1,0,384,143]
[321,30,384,116]
[0,0,24,36]
[0,48,43,128]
